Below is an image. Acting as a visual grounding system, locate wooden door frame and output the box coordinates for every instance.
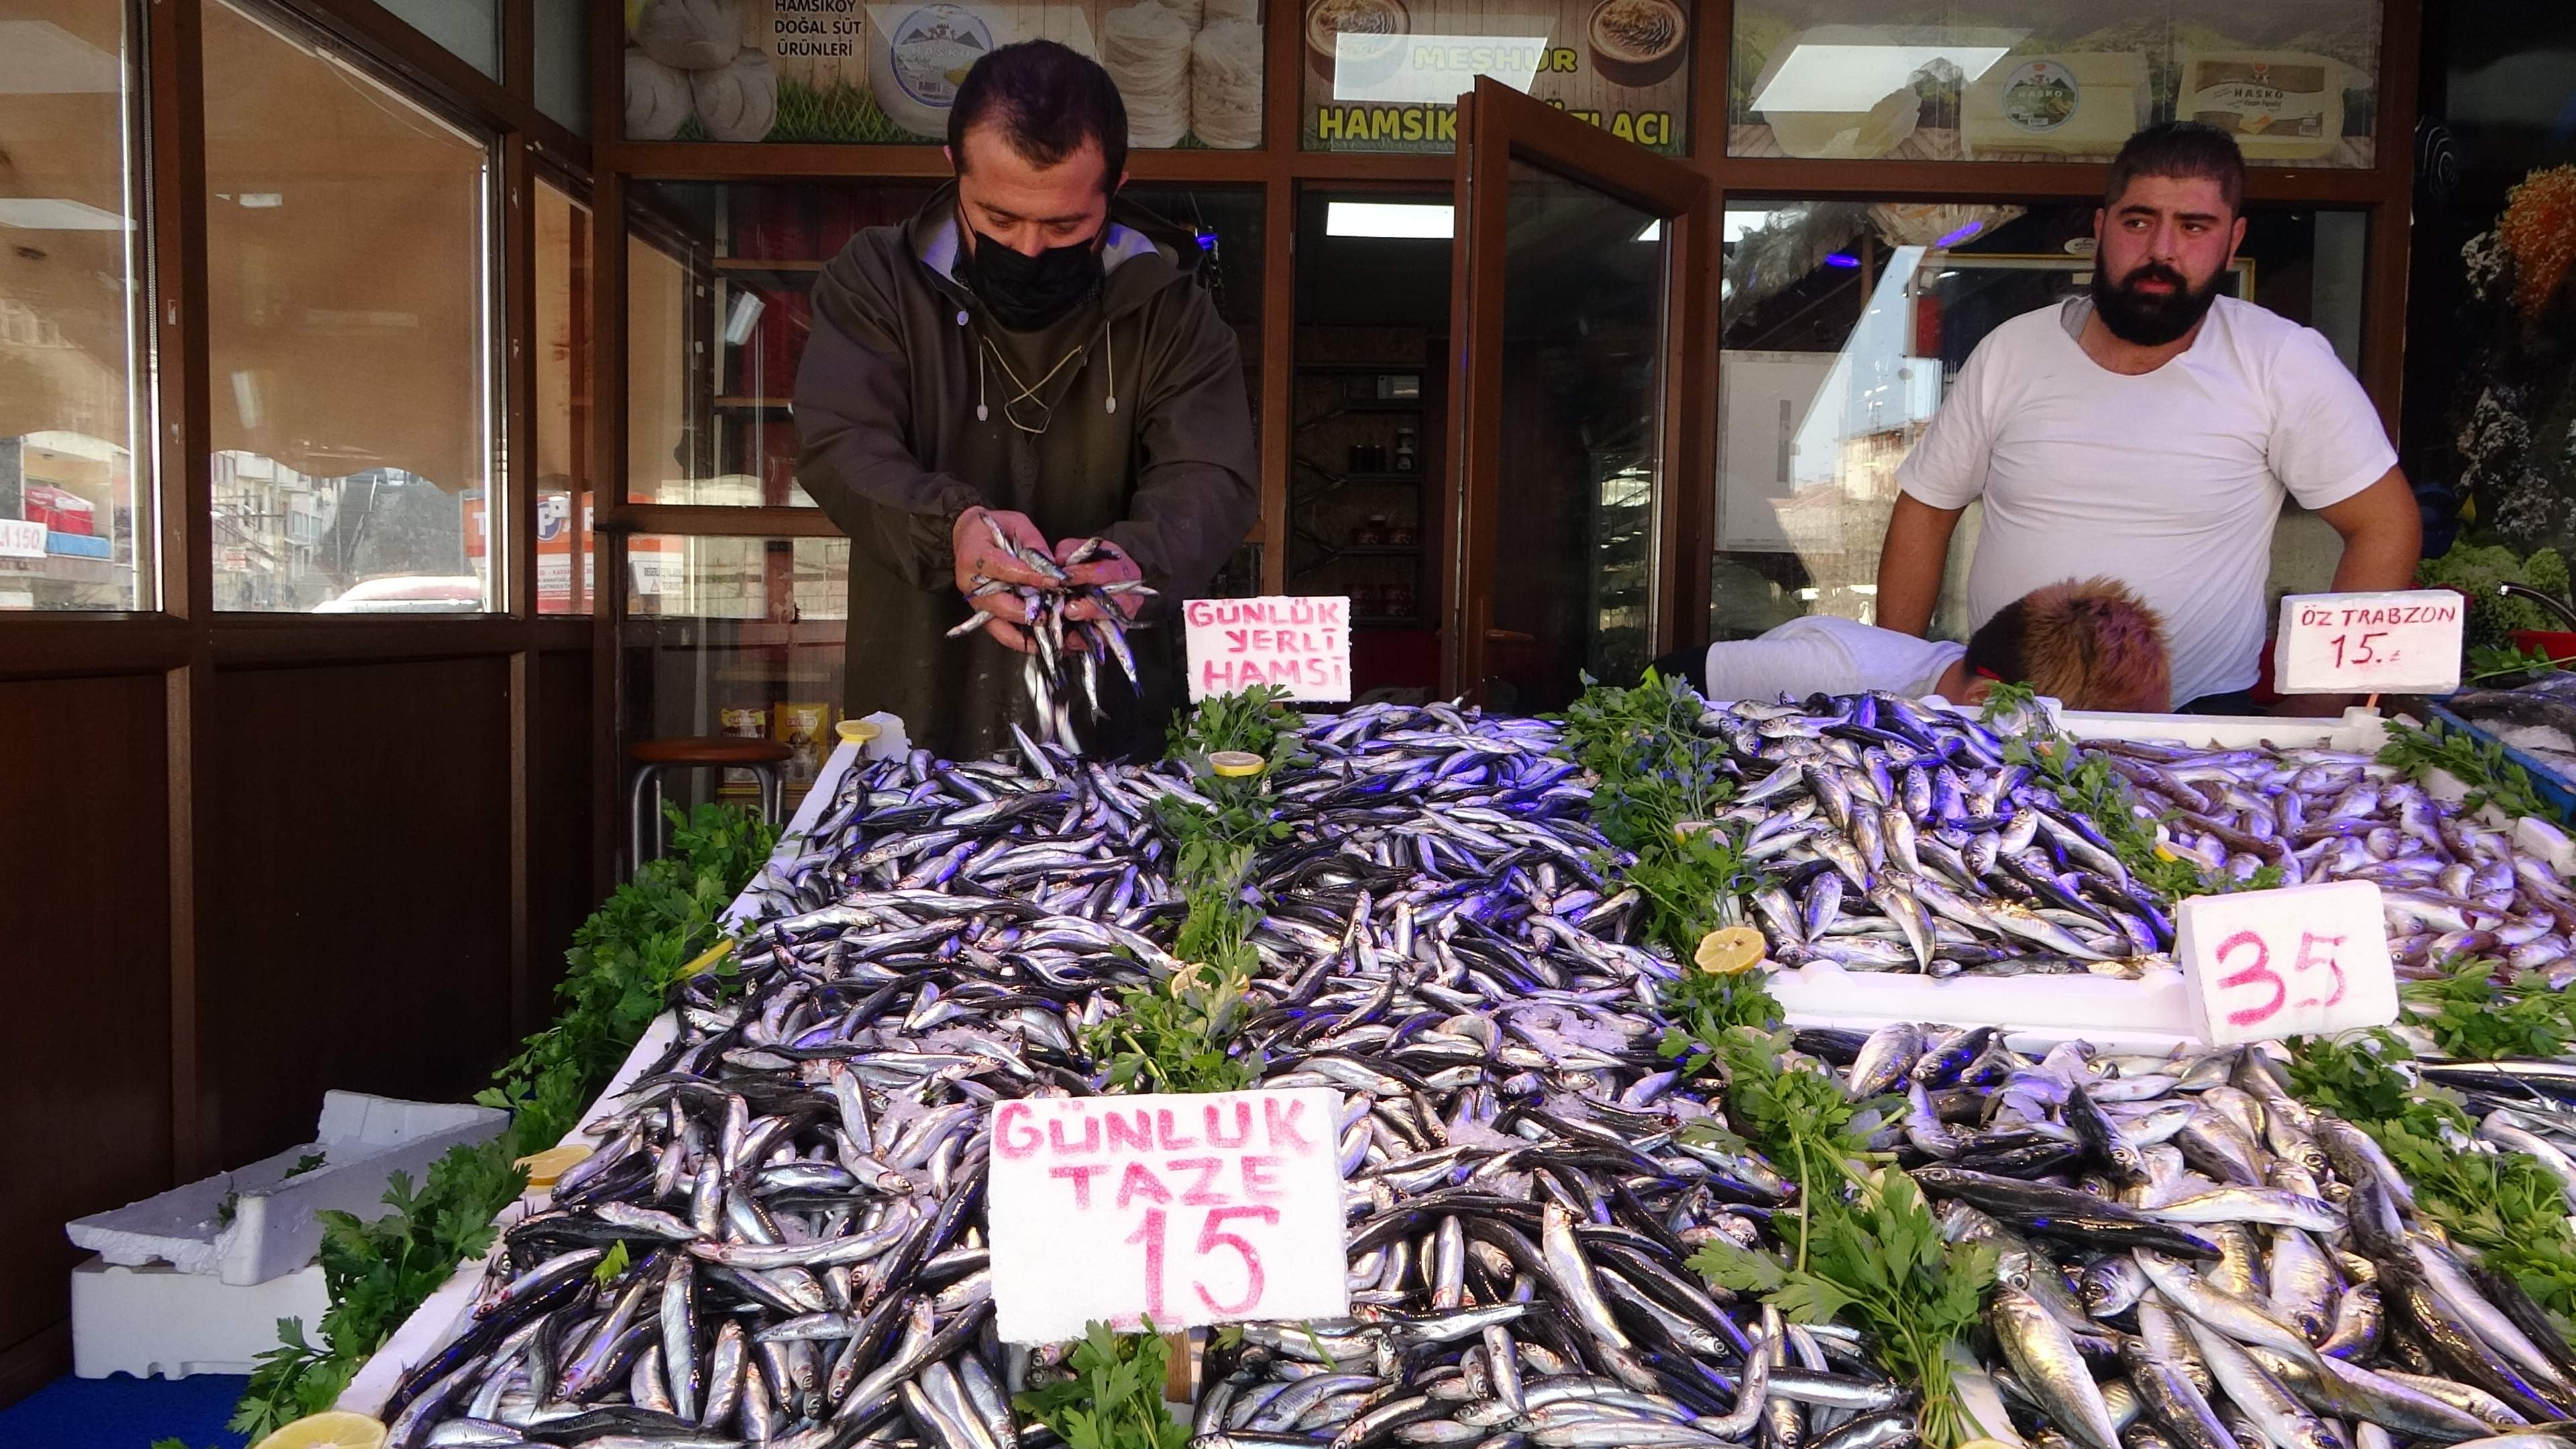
[1444,78,1713,702]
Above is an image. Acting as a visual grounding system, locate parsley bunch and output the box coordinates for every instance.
[1685,1029,1996,1448]
[2378,718,2552,820]
[2402,957,2576,1060]
[2289,1030,2576,1317]
[1556,674,1755,962]
[1016,1322,1192,1449]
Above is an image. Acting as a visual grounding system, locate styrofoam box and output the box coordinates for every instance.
[72,1258,327,1379]
[69,1092,509,1286]
[341,729,895,1417]
[1773,705,2394,1051]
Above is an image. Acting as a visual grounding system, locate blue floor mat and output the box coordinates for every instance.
[0,1374,249,1449]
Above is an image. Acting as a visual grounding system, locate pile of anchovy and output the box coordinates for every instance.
[945,519,1148,753]
[1701,694,2575,981]
[372,695,2576,1449]
[1701,696,2173,978]
[2098,738,2576,981]
[1805,1018,2576,1449]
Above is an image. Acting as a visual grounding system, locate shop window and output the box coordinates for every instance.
[0,0,154,611]
[1729,1,2382,167]
[203,0,500,612]
[623,533,849,816]
[376,0,498,78]
[535,0,591,136]
[1709,199,2369,646]
[1300,0,1693,155]
[537,179,594,613]
[626,180,1263,517]
[617,1,1263,148]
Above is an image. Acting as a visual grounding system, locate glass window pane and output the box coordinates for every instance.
[1711,198,2367,651]
[1729,1,2380,166]
[625,533,847,813]
[1292,186,1448,700]
[627,180,1264,513]
[1301,0,1692,154]
[619,5,1262,148]
[535,0,590,136]
[0,0,153,611]
[377,0,498,78]
[537,180,593,613]
[1481,161,1665,714]
[205,0,498,612]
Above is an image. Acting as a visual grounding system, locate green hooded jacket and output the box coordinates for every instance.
[794,182,1259,762]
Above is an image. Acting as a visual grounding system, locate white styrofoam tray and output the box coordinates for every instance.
[1775,707,2390,1049]
[72,1259,327,1379]
[68,1092,509,1286]
[341,729,896,1417]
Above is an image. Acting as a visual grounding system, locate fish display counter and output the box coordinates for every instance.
[347,689,2576,1449]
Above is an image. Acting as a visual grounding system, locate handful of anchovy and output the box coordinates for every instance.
[1813,1018,2576,1449]
[947,517,1150,754]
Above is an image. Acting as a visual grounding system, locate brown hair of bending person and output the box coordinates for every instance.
[1963,576,2172,712]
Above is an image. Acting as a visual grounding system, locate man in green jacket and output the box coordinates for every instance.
[795,41,1259,762]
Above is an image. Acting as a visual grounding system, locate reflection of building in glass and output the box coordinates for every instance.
[211,454,474,610]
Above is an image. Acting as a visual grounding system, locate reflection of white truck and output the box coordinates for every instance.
[314,575,484,612]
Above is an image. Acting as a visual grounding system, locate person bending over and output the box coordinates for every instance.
[1650,577,2170,711]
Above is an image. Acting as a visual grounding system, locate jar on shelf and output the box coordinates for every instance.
[1350,582,1381,616]
[1394,427,1417,473]
[1381,582,1414,619]
[1361,514,1389,546]
[1385,522,1415,547]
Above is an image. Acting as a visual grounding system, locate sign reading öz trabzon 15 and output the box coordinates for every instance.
[1299,0,1692,153]
[625,0,1265,147]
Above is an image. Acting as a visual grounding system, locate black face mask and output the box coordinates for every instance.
[2090,256,2224,347]
[963,226,1104,331]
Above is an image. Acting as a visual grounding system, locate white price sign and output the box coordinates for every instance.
[1184,596,1351,702]
[2272,590,2464,694]
[0,519,45,559]
[2176,881,2399,1046]
[987,1089,1349,1344]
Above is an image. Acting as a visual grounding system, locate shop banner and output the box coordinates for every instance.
[1299,0,1690,152]
[625,0,1263,146]
[1185,595,1353,701]
[2272,589,2465,695]
[2176,880,2396,1047]
[987,1089,1350,1344]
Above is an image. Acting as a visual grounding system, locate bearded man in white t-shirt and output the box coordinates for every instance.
[1874,121,2422,715]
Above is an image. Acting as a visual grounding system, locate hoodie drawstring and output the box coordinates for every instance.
[961,307,1120,434]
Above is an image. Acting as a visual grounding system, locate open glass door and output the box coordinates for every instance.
[1444,78,1710,712]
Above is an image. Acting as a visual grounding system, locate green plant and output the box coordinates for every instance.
[1015,1322,1193,1449]
[2402,958,2576,1060]
[2417,543,2571,651]
[2468,641,2576,683]
[2289,1032,2576,1318]
[1686,1028,1994,1448]
[1556,674,1748,959]
[1167,684,1307,773]
[2378,718,2551,820]
[1988,709,2274,903]
[231,802,775,1437]
[285,1151,327,1179]
[1658,963,1784,1072]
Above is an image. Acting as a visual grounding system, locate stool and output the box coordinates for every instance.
[629,737,794,874]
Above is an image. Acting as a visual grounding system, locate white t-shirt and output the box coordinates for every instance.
[1702,615,1965,702]
[1896,295,2396,706]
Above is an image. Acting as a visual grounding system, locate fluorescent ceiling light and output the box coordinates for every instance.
[0,21,123,95]
[1750,44,2012,113]
[1334,31,1550,104]
[1635,220,1660,241]
[237,193,283,209]
[0,198,129,230]
[1327,201,1453,239]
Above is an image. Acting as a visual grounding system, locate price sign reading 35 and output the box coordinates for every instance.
[987,1088,1350,1344]
[2176,880,2400,1046]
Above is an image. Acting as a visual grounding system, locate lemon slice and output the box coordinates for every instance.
[516,1144,592,1189]
[253,1411,388,1449]
[836,718,881,745]
[1209,750,1266,778]
[1693,926,1768,975]
[1169,961,1214,996]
